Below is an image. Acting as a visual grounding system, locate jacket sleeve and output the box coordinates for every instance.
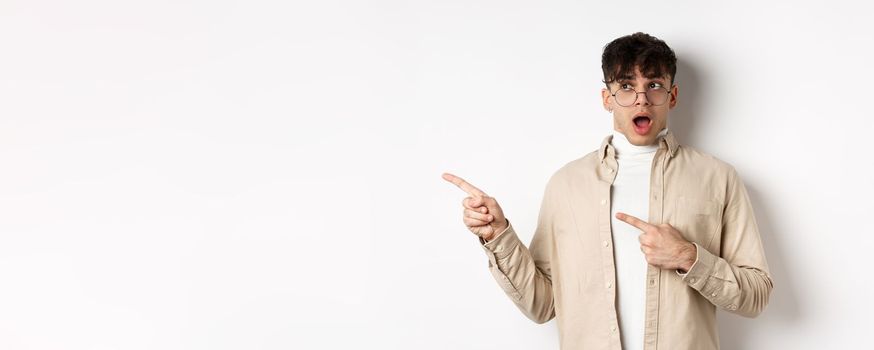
[679,166,774,318]
[478,183,557,324]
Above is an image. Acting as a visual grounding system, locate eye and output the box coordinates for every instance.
[648,82,663,89]
[620,83,633,90]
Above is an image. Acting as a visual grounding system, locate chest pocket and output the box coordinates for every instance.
[672,196,722,251]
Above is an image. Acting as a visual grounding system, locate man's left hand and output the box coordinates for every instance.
[615,212,697,273]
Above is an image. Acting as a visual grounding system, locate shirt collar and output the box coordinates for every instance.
[599,129,679,161]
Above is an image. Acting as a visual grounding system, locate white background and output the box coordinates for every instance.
[1,0,872,349]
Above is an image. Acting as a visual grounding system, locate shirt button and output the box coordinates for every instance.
[603,240,610,247]
[600,199,607,205]
[611,326,617,332]
[649,279,655,286]
[711,292,717,297]
[606,282,613,288]
[689,278,697,283]
[608,168,614,173]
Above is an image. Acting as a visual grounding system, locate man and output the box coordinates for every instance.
[442,32,773,349]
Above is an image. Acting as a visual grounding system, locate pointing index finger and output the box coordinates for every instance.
[442,172,487,197]
[615,212,655,232]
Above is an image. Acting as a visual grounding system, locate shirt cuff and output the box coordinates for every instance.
[678,242,719,291]
[478,219,521,260]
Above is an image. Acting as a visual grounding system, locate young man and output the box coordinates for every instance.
[442,32,773,349]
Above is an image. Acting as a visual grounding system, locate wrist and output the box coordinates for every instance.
[678,242,696,272]
[485,218,509,242]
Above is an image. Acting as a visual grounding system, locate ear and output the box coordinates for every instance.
[601,87,613,112]
[668,84,679,109]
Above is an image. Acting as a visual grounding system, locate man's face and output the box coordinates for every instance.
[601,67,678,146]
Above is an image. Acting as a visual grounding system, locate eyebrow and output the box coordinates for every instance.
[616,77,667,84]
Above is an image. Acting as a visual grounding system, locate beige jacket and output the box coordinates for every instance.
[478,131,773,349]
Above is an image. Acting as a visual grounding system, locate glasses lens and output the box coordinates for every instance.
[615,90,637,107]
[647,87,669,106]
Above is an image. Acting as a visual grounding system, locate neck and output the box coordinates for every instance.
[611,128,668,156]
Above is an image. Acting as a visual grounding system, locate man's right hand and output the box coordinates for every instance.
[442,172,508,242]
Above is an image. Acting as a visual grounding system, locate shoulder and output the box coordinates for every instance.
[672,144,746,198]
[674,144,738,176]
[542,150,601,192]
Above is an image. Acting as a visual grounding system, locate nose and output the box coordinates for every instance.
[635,91,651,106]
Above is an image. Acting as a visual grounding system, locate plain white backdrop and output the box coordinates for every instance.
[1,0,872,349]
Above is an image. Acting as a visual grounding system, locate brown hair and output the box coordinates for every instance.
[601,32,677,87]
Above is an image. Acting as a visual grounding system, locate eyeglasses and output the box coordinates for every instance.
[608,83,673,107]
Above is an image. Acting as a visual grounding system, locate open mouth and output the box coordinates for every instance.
[633,115,651,127]
[632,115,652,135]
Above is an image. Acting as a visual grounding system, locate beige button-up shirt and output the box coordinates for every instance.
[478,131,773,349]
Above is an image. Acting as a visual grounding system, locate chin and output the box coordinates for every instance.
[626,130,657,145]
